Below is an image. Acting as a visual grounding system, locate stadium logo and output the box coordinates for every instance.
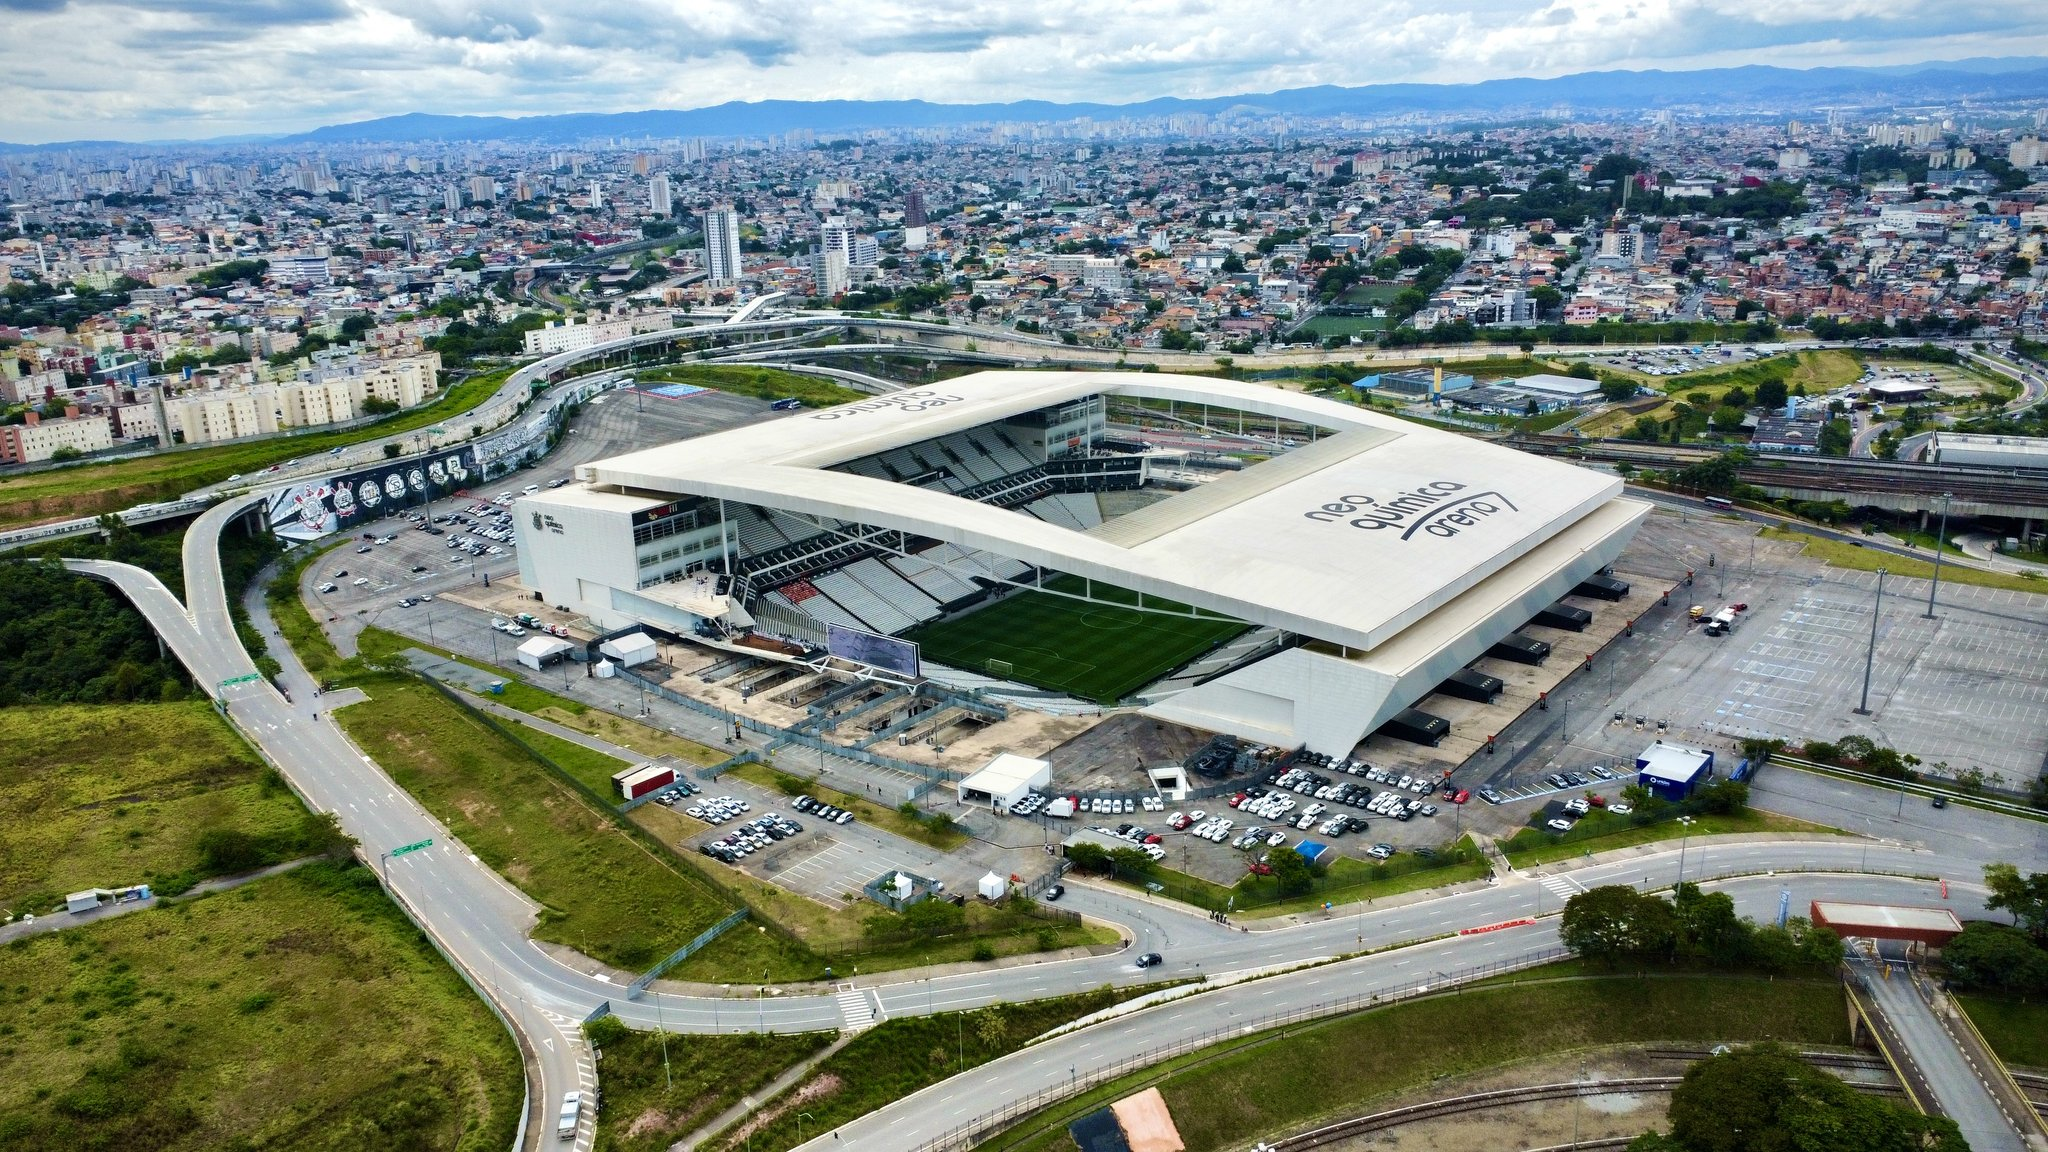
[1304,481,1519,541]
[810,390,966,420]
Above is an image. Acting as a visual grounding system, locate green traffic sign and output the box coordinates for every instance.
[217,673,261,689]
[388,839,434,858]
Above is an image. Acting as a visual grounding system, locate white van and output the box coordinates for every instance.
[556,1091,581,1140]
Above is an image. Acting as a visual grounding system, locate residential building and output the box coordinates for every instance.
[0,406,114,463]
[703,203,743,284]
[649,173,671,216]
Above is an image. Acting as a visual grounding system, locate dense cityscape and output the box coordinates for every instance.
[6,25,2048,1152]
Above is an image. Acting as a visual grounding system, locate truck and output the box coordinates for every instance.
[1378,708,1451,747]
[556,1091,582,1140]
[1437,667,1504,703]
[612,763,678,802]
[1702,607,1739,636]
[1043,796,1077,819]
[515,612,542,629]
[1488,633,1551,665]
[1532,602,1593,632]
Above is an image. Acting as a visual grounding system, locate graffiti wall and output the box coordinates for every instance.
[266,446,479,541]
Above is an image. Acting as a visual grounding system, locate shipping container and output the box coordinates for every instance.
[612,762,678,801]
[1532,602,1593,632]
[1488,632,1551,664]
[1437,667,1504,703]
[1379,708,1451,747]
[1574,573,1630,601]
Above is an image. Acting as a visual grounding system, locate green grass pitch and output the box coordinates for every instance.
[902,574,1248,704]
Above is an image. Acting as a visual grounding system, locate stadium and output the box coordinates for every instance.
[514,370,1650,757]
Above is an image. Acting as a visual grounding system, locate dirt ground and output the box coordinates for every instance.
[1302,1047,1675,1152]
[1045,712,1220,791]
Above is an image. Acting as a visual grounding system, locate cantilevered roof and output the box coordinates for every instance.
[570,371,1640,653]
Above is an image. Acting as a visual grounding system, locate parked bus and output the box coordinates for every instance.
[770,397,804,411]
[1703,496,1734,509]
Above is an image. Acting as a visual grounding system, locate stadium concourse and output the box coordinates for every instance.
[513,371,1649,757]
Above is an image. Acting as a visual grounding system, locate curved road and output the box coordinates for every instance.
[50,327,2048,1150]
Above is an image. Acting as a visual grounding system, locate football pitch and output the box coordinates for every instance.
[902,575,1248,704]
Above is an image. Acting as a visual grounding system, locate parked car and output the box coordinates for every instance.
[1546,818,1576,832]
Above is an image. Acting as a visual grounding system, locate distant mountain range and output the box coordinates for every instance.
[9,58,2048,151]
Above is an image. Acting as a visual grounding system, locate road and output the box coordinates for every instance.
[1855,956,2023,1152]
[47,329,2048,1149]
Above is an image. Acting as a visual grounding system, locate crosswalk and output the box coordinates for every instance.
[1539,871,1589,901]
[835,982,881,1033]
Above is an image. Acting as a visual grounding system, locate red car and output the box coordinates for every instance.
[1450,788,1471,804]
[1587,794,1608,807]
[1228,793,1246,808]
[1731,602,1749,612]
[1247,861,1273,876]
[1143,833,1163,845]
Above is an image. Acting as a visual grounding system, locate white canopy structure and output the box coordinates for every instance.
[516,635,573,670]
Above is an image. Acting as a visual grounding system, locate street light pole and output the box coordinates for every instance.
[1676,816,1696,886]
[1855,569,1886,716]
[1924,493,1952,619]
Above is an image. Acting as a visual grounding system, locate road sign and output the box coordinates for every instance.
[388,839,434,858]
[217,673,261,689]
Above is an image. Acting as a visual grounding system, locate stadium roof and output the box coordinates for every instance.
[578,371,1639,653]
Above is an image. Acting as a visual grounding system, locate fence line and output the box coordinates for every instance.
[908,945,1573,1152]
[628,908,750,999]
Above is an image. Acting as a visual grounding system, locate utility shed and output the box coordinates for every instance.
[1810,901,1963,948]
[957,753,1051,809]
[1636,741,1715,800]
[517,635,573,670]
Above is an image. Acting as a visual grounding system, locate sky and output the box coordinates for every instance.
[2,0,2045,143]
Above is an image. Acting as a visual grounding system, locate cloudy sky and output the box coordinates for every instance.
[2,0,2044,143]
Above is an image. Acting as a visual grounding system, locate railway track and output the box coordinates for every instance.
[1268,1048,1966,1151]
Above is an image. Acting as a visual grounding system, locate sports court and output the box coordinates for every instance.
[639,382,710,400]
[902,575,1247,704]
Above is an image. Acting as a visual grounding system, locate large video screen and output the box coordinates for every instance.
[826,623,921,679]
[266,446,479,541]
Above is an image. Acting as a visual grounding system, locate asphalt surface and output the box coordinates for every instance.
[53,331,2048,1150]
[1855,956,2023,1152]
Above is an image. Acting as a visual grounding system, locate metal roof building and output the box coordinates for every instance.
[515,371,1649,755]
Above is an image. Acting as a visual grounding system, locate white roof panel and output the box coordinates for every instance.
[566,371,1628,651]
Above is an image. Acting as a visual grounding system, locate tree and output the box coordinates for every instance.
[1560,885,1674,965]
[1941,922,2048,994]
[973,1007,1009,1050]
[1710,406,1747,434]
[1600,377,1638,402]
[967,293,987,317]
[1754,379,1788,410]
[1983,863,2048,937]
[1671,883,1747,960]
[1659,1042,1967,1152]
[1064,842,1109,874]
[1267,847,1315,897]
[1106,847,1156,880]
[382,443,401,459]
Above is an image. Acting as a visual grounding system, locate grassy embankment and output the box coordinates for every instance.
[0,365,521,530]
[709,986,1155,1151]
[0,861,523,1152]
[1762,526,2046,595]
[1957,995,2048,1070]
[0,702,332,914]
[334,676,755,973]
[585,1019,833,1152]
[637,364,866,408]
[989,969,1850,1152]
[1500,807,1838,868]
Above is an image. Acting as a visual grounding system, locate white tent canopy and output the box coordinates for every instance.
[517,635,574,670]
[599,632,658,667]
[956,753,1051,809]
[977,872,1008,900]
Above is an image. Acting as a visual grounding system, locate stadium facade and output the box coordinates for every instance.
[515,371,1650,756]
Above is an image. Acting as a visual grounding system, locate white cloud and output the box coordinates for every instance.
[0,0,2043,142]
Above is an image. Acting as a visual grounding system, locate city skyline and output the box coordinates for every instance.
[4,0,2048,144]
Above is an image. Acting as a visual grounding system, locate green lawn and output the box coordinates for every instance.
[637,364,865,409]
[1118,838,1491,918]
[709,987,1154,1151]
[334,677,739,971]
[1957,994,2048,1069]
[1501,807,1838,868]
[0,861,522,1152]
[0,703,321,912]
[1762,527,2048,595]
[585,1018,832,1152]
[1297,315,1386,337]
[0,365,520,529]
[902,575,1247,704]
[993,970,1849,1152]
